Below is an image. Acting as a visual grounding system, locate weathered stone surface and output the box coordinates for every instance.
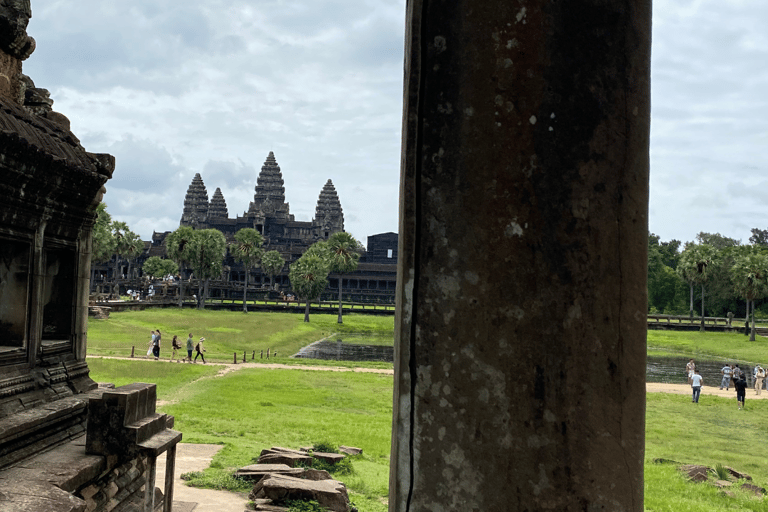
[235,463,304,481]
[312,452,345,465]
[713,480,732,488]
[741,483,765,497]
[338,446,362,456]
[250,474,350,512]
[726,466,752,481]
[257,448,313,468]
[680,465,710,482]
[302,468,332,481]
[391,0,651,510]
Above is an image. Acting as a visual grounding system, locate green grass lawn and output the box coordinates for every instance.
[648,329,768,364]
[645,392,768,511]
[87,309,395,363]
[87,313,768,510]
[88,358,393,512]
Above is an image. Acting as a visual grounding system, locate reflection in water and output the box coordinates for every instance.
[647,355,764,387]
[294,340,393,362]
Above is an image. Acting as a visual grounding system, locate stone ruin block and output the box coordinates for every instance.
[250,474,350,512]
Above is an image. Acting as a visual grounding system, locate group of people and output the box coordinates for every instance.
[686,359,768,410]
[148,330,206,363]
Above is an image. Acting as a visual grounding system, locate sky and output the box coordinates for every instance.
[21,0,768,247]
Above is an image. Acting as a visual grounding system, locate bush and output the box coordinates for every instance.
[285,500,326,512]
[312,441,338,454]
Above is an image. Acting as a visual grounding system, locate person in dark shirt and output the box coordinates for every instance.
[735,373,748,410]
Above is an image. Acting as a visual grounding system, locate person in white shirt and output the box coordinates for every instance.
[690,369,703,404]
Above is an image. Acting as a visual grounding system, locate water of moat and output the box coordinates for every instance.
[294,337,762,385]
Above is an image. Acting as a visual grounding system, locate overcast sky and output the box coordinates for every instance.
[22,0,768,247]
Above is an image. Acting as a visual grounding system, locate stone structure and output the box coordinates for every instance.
[0,3,180,510]
[390,0,650,510]
[180,151,344,248]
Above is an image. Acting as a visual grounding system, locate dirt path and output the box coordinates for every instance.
[646,381,768,399]
[88,355,394,375]
[156,444,249,512]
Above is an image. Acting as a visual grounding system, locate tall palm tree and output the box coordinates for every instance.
[261,250,286,290]
[677,243,717,331]
[166,226,195,307]
[289,242,329,322]
[110,221,143,298]
[326,232,363,323]
[731,249,768,341]
[230,228,264,313]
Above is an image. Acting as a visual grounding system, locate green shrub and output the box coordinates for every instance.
[713,463,730,481]
[285,500,326,512]
[312,442,338,454]
[180,470,251,492]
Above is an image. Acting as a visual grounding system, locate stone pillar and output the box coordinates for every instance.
[390,0,650,510]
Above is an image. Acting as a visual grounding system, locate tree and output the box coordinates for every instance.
[750,228,768,247]
[677,244,717,331]
[110,221,143,298]
[230,228,264,313]
[261,250,286,290]
[695,232,740,250]
[166,226,196,307]
[731,249,768,341]
[326,232,363,323]
[289,242,330,322]
[187,229,227,309]
[142,256,179,280]
[90,203,115,292]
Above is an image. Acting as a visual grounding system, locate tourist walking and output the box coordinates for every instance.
[720,363,732,390]
[170,335,182,362]
[755,366,766,395]
[147,330,156,358]
[690,369,703,403]
[735,371,748,409]
[194,337,206,364]
[186,333,194,362]
[685,359,695,385]
[152,329,162,360]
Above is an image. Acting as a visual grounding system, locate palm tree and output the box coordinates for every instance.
[187,229,227,309]
[677,244,717,331]
[326,232,363,323]
[731,249,768,341]
[261,250,286,290]
[166,226,195,307]
[110,221,143,298]
[230,228,264,313]
[90,203,114,293]
[289,242,330,322]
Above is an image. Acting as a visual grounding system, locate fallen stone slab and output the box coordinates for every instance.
[302,468,332,481]
[251,498,288,511]
[312,452,345,465]
[726,466,752,481]
[257,452,314,468]
[235,464,304,481]
[263,447,307,456]
[679,464,709,482]
[741,483,765,497]
[250,474,350,512]
[339,446,362,456]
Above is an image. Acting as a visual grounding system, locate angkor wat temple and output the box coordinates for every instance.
[179,151,345,246]
[96,152,398,303]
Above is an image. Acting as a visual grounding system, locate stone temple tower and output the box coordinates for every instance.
[208,187,228,220]
[248,151,291,221]
[313,179,344,238]
[180,172,209,227]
